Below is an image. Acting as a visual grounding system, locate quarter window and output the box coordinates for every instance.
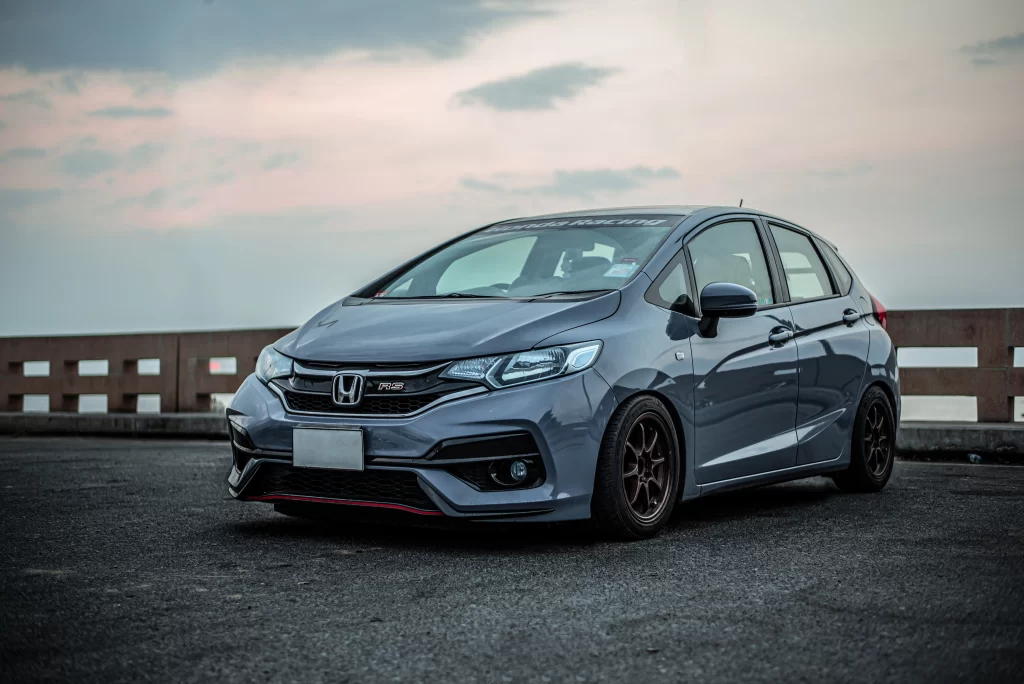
[688,221,775,306]
[646,251,693,314]
[817,240,853,294]
[769,225,836,301]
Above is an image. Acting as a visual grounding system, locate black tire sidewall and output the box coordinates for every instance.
[593,396,682,539]
[847,387,896,490]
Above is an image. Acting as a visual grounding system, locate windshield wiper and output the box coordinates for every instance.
[390,292,505,299]
[528,289,615,300]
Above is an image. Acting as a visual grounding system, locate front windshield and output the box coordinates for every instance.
[375,215,679,299]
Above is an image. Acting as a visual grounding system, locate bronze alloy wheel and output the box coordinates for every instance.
[863,401,892,477]
[621,412,673,523]
[833,386,896,493]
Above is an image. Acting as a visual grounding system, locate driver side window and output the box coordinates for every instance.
[687,221,775,306]
[435,236,537,294]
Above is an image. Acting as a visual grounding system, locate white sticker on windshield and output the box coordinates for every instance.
[604,263,638,278]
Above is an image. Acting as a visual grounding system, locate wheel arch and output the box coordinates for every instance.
[862,379,898,421]
[608,388,689,493]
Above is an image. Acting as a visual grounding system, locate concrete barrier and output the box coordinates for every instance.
[896,421,1023,455]
[0,412,227,439]
[0,413,1019,458]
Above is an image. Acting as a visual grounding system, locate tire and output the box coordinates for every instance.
[592,395,682,540]
[832,386,896,493]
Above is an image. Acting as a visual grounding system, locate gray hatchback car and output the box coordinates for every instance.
[227,206,900,539]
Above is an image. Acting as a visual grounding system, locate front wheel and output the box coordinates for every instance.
[591,395,682,540]
[833,386,896,493]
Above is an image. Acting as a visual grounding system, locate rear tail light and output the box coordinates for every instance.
[870,294,887,330]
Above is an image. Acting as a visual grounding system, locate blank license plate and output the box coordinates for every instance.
[292,428,364,471]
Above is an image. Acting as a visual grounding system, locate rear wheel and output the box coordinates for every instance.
[833,386,895,492]
[592,395,681,540]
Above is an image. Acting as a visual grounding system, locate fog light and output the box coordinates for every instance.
[488,458,535,487]
[509,459,528,483]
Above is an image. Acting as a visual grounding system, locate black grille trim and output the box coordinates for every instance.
[280,389,445,415]
[269,368,485,417]
[425,432,541,461]
[248,463,438,511]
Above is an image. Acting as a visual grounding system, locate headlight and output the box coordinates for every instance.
[255,346,293,383]
[441,341,602,389]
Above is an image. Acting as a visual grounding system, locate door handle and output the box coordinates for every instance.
[768,328,794,345]
[842,309,860,325]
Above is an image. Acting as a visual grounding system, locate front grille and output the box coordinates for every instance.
[281,390,444,415]
[250,463,437,510]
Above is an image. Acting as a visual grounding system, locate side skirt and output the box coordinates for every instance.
[697,452,845,497]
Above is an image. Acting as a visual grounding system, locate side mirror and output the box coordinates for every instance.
[698,282,758,337]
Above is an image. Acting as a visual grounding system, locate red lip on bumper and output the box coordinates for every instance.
[248,494,445,516]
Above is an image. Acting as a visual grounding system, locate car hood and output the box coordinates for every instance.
[276,293,621,363]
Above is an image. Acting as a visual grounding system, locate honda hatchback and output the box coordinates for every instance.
[227,206,899,539]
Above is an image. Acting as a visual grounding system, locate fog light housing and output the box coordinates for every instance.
[488,458,538,487]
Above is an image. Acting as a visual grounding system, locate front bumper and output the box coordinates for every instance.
[227,369,616,522]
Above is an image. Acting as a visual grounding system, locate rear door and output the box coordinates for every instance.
[765,222,870,465]
[684,218,800,484]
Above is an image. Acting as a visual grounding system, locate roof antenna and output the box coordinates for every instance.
[738,198,744,207]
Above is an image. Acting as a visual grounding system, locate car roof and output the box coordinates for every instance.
[509,205,711,220]
[503,205,836,248]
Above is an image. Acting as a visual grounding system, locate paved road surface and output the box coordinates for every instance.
[1,438,1022,683]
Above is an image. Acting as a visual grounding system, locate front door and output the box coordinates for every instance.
[686,219,800,484]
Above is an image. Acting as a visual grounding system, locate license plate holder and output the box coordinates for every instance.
[292,428,364,471]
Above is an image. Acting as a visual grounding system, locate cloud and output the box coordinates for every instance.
[537,167,679,197]
[60,149,118,177]
[86,106,174,119]
[456,62,617,110]
[960,32,1024,66]
[0,89,52,108]
[0,188,60,212]
[460,177,503,192]
[116,187,169,210]
[58,72,85,94]
[0,120,6,133]
[807,163,873,179]
[2,147,47,160]
[124,142,166,171]
[263,152,301,170]
[0,0,547,77]
[463,166,681,199]
[209,170,237,186]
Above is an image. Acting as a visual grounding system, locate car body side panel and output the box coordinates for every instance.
[689,308,800,483]
[849,277,900,422]
[863,320,900,420]
[789,296,871,465]
[537,274,700,502]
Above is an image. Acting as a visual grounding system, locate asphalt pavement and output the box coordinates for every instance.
[1,438,1022,683]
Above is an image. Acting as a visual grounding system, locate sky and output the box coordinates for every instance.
[0,0,1022,336]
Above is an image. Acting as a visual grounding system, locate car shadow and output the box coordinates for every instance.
[228,477,839,551]
[674,476,837,529]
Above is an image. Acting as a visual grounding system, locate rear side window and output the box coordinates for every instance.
[817,240,853,294]
[769,225,836,301]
